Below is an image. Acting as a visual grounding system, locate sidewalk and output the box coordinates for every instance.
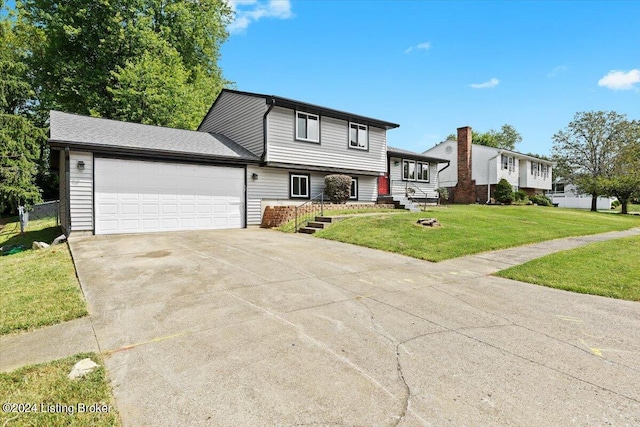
[1,226,638,373]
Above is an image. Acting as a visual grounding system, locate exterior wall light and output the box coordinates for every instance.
[251,173,259,180]
[77,161,85,170]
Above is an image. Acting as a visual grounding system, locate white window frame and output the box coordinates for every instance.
[350,177,358,200]
[416,162,430,182]
[349,122,368,150]
[501,154,509,170]
[508,156,515,172]
[295,111,320,143]
[290,173,310,199]
[402,159,416,181]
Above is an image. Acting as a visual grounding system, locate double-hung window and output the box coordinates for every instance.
[501,155,509,170]
[296,112,319,142]
[349,123,368,150]
[416,162,429,182]
[350,178,358,200]
[402,160,415,180]
[290,173,310,199]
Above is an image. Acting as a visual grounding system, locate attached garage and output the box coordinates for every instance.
[95,159,244,234]
[50,111,259,236]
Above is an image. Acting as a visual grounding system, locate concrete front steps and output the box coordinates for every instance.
[299,216,345,234]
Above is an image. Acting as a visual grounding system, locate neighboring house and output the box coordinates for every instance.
[548,180,614,210]
[378,146,449,204]
[50,89,400,235]
[423,126,555,204]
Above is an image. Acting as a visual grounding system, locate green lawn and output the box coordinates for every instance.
[0,353,121,427]
[315,205,640,262]
[495,235,640,301]
[0,217,87,335]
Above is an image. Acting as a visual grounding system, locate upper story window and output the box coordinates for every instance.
[296,112,319,143]
[349,123,368,150]
[541,164,549,178]
[531,162,540,176]
[501,155,515,172]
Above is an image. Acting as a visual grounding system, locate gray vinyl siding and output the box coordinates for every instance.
[69,151,93,231]
[266,107,386,174]
[59,150,70,234]
[389,157,439,199]
[246,166,377,225]
[198,91,267,157]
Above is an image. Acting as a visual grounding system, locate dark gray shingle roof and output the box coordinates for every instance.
[387,145,449,163]
[49,111,259,162]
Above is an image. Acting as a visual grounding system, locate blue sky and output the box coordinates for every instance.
[224,0,640,156]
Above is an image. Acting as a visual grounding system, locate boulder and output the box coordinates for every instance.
[52,234,67,245]
[32,241,50,250]
[416,218,441,227]
[68,358,99,380]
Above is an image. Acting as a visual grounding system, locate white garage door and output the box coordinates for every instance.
[95,158,244,235]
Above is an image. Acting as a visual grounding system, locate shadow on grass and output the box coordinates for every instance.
[0,218,63,249]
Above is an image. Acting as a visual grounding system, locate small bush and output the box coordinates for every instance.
[612,200,621,209]
[530,194,552,206]
[494,179,514,204]
[436,187,449,201]
[325,175,352,204]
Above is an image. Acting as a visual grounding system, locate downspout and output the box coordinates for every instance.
[261,97,276,165]
[64,146,71,235]
[487,152,501,203]
[436,161,451,187]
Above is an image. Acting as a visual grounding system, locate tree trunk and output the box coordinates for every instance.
[621,200,628,215]
[591,194,598,212]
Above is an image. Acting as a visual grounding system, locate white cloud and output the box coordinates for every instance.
[470,78,500,89]
[227,0,292,34]
[547,65,567,78]
[597,69,640,90]
[404,42,431,54]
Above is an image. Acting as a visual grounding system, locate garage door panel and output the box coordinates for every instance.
[95,159,244,235]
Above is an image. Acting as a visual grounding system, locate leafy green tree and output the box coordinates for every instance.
[0,1,44,212]
[602,121,640,214]
[16,0,232,129]
[552,111,630,211]
[446,124,522,150]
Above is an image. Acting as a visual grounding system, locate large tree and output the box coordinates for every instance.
[0,1,45,212]
[602,120,640,214]
[447,124,522,150]
[552,111,631,211]
[16,0,232,129]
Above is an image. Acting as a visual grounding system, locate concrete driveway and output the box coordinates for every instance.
[69,228,640,426]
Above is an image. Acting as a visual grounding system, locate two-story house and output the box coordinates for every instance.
[198,89,399,226]
[423,126,554,204]
[49,89,401,235]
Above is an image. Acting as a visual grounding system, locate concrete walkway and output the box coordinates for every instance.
[1,227,639,426]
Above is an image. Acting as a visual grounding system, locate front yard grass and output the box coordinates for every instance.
[495,235,640,301]
[0,353,121,427]
[315,205,640,262]
[0,217,87,335]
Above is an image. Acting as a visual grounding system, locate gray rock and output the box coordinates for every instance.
[68,358,99,380]
[32,241,50,250]
[52,234,67,245]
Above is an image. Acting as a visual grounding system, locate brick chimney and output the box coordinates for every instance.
[453,126,477,203]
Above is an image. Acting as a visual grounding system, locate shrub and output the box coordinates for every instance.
[436,187,449,202]
[324,174,352,204]
[494,179,514,204]
[612,200,621,209]
[514,190,528,204]
[530,194,552,206]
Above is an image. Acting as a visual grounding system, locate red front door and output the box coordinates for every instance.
[378,175,390,195]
